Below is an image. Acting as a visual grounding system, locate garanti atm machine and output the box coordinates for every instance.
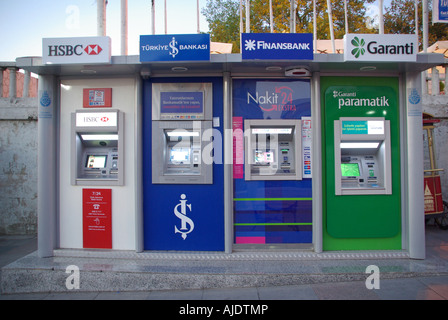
[244,119,302,181]
[71,110,124,186]
[152,83,213,184]
[334,117,391,195]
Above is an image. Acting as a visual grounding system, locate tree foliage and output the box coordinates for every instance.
[203,0,376,52]
[384,0,448,49]
[203,0,448,52]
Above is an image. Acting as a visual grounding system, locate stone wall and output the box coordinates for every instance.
[0,97,37,234]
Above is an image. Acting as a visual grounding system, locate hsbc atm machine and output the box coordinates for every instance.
[334,117,392,195]
[71,109,124,186]
[151,83,213,184]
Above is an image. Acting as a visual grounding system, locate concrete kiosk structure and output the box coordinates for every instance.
[16,33,445,262]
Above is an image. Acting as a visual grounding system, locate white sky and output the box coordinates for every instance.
[0,0,390,61]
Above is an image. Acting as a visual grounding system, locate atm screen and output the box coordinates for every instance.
[254,150,274,165]
[86,155,107,169]
[341,163,360,177]
[169,148,191,164]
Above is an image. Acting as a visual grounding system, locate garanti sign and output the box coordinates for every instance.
[43,37,111,64]
[344,34,417,62]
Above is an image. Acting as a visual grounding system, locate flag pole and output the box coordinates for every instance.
[246,0,250,33]
[164,0,167,34]
[378,0,384,34]
[197,0,200,33]
[326,0,335,53]
[151,0,155,35]
[313,0,317,53]
[344,0,348,34]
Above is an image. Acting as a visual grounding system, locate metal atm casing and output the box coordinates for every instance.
[151,83,213,184]
[244,119,302,181]
[71,109,124,186]
[334,117,392,195]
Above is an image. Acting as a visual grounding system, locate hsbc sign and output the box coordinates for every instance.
[43,37,111,64]
[76,111,118,127]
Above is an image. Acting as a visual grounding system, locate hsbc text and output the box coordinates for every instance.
[48,45,84,57]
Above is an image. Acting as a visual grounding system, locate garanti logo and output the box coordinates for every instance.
[350,37,366,58]
[344,34,417,62]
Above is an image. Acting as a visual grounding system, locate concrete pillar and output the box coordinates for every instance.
[223,72,233,254]
[97,0,106,36]
[8,67,17,98]
[406,71,425,260]
[37,75,58,258]
[0,68,4,98]
[312,72,323,253]
[432,67,440,95]
[23,70,31,98]
[121,0,128,55]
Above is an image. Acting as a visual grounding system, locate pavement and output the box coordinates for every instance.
[0,224,448,301]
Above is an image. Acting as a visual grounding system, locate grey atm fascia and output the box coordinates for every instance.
[334,117,392,195]
[151,83,213,185]
[71,109,124,186]
[152,121,213,184]
[244,119,302,181]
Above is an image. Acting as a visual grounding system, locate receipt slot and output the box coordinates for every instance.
[151,82,213,184]
[245,119,302,181]
[334,117,391,195]
[71,110,124,186]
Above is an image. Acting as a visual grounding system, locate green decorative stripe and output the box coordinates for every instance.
[233,198,312,201]
[234,223,312,226]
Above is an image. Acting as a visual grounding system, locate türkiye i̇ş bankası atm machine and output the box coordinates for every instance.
[334,117,391,195]
[152,83,213,184]
[71,110,124,186]
[244,119,302,181]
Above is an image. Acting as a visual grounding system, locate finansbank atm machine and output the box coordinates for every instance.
[334,117,391,195]
[244,119,302,181]
[152,83,213,184]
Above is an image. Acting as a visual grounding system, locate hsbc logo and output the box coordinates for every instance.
[43,36,111,64]
[85,45,103,55]
[76,111,118,128]
[48,44,103,57]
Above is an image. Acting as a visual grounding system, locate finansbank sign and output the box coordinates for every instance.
[344,34,417,62]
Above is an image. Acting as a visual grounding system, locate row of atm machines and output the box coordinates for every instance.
[70,84,391,196]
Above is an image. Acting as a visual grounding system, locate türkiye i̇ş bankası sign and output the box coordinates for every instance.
[140,34,210,62]
[344,34,417,62]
